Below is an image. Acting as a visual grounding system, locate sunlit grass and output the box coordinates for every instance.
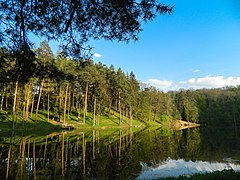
[0,108,158,134]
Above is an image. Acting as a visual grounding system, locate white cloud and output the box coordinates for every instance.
[179,76,240,89]
[93,52,102,58]
[193,69,200,73]
[147,79,173,89]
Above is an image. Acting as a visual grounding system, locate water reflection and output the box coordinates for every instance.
[138,158,240,179]
[1,127,240,179]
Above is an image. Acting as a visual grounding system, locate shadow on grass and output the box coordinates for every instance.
[0,119,62,137]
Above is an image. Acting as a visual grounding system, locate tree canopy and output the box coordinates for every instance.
[0,0,174,57]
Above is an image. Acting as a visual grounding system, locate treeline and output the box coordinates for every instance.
[1,41,240,127]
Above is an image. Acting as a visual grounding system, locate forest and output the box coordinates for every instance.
[0,40,240,130]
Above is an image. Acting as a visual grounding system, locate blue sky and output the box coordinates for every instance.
[39,0,240,91]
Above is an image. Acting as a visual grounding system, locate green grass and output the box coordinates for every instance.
[0,109,161,135]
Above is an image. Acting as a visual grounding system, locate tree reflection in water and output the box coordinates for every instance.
[1,127,240,179]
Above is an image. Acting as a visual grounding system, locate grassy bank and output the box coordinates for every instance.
[0,109,163,135]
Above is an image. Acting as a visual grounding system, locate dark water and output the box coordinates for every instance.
[1,127,240,179]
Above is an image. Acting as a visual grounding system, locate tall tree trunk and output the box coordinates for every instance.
[0,85,6,112]
[93,95,97,126]
[82,133,86,177]
[68,89,71,121]
[108,98,112,114]
[47,93,50,121]
[63,83,69,124]
[83,81,89,124]
[35,80,44,121]
[30,93,35,118]
[97,104,100,125]
[12,81,18,130]
[22,85,27,126]
[42,93,45,112]
[59,86,62,122]
[76,91,80,119]
[33,138,36,180]
[43,136,48,166]
[92,130,95,159]
[6,131,14,180]
[20,137,26,178]
[119,129,122,158]
[62,134,65,176]
[5,91,8,112]
[118,92,121,125]
[25,84,32,122]
[130,106,133,127]
[72,91,75,110]
[78,103,81,120]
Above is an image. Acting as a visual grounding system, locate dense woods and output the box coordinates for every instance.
[1,41,240,128]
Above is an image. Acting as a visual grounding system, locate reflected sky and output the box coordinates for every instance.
[138,158,240,179]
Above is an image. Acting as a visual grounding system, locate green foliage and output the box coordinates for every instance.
[0,0,173,58]
[1,40,240,131]
[160,115,171,125]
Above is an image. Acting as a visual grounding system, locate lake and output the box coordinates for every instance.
[1,127,240,179]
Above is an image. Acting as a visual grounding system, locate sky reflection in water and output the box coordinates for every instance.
[138,158,240,179]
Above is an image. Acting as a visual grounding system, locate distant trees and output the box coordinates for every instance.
[1,41,240,128]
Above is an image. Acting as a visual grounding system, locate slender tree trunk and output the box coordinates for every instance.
[0,85,6,112]
[68,89,71,121]
[25,84,32,122]
[130,106,133,127]
[63,83,69,124]
[118,92,121,125]
[65,138,68,168]
[83,81,89,124]
[5,91,8,112]
[108,98,112,114]
[30,93,35,118]
[6,131,14,180]
[59,86,62,122]
[92,130,95,159]
[43,136,48,166]
[93,95,97,126]
[42,93,45,112]
[119,129,122,159]
[62,134,65,176]
[76,91,80,119]
[12,81,18,130]
[27,140,30,168]
[35,80,44,121]
[47,93,50,121]
[78,103,81,120]
[20,137,26,178]
[33,138,36,180]
[115,99,117,111]
[72,91,75,110]
[22,85,27,127]
[97,104,100,125]
[82,133,86,177]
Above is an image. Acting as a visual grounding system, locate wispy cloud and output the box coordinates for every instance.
[179,76,240,89]
[147,79,173,89]
[193,69,200,73]
[93,52,102,58]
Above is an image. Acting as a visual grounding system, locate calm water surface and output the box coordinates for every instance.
[1,127,240,179]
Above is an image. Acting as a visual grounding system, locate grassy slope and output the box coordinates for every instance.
[0,109,162,134]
